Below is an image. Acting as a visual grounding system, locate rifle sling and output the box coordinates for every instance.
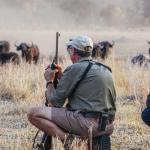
[95,62,112,73]
[69,60,112,97]
[69,61,93,97]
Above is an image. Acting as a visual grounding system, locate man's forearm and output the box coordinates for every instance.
[46,83,55,106]
[45,79,67,107]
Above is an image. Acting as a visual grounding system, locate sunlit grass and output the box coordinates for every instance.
[0,56,150,150]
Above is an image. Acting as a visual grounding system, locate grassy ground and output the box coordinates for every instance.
[0,56,150,150]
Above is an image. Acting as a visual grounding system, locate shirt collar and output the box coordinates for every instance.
[78,56,92,62]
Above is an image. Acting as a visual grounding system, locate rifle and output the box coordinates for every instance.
[33,32,60,150]
[51,32,60,89]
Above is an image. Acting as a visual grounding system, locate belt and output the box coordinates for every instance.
[81,112,114,124]
[81,112,101,118]
[67,108,115,123]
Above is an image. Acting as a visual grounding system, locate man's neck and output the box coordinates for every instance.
[78,56,92,62]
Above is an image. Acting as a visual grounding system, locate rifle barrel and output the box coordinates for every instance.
[55,32,60,64]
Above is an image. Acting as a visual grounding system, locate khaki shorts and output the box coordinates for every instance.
[51,107,113,138]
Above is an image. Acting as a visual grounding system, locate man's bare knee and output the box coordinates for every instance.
[27,107,38,122]
[27,107,52,122]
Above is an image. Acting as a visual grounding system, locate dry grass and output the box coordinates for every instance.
[0,56,150,150]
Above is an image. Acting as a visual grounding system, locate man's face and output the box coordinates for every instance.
[67,46,79,63]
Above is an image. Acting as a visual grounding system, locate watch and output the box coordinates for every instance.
[46,81,53,88]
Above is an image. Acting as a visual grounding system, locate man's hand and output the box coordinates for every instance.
[48,101,53,107]
[44,64,62,82]
[44,67,58,82]
[56,64,63,80]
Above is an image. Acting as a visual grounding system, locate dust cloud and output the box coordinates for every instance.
[0,0,150,56]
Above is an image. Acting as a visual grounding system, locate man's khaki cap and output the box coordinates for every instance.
[67,35,93,52]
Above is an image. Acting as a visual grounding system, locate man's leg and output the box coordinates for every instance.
[27,107,67,140]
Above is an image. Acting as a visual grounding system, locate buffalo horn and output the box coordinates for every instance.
[14,41,18,47]
[110,41,115,47]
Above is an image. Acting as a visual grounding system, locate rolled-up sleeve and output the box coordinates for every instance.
[48,64,83,107]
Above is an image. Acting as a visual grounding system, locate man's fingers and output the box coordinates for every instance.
[53,69,59,74]
[53,64,62,70]
[45,64,62,71]
[45,65,50,70]
[57,64,62,69]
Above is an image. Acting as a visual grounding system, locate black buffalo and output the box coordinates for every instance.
[0,52,20,65]
[0,40,10,53]
[131,54,150,68]
[131,42,150,68]
[15,42,40,64]
[92,41,115,59]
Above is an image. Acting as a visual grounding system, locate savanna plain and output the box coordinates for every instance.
[0,31,150,150]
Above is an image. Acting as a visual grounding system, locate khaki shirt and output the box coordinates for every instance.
[49,57,116,115]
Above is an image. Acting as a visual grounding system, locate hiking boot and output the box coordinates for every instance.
[92,135,111,150]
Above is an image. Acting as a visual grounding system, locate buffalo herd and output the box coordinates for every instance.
[0,41,40,65]
[0,40,150,69]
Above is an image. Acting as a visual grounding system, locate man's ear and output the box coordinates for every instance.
[73,49,76,55]
[71,48,76,56]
